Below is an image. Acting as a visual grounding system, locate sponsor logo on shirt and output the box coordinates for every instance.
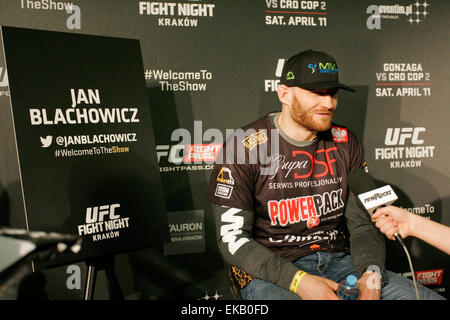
[362,161,369,173]
[267,189,345,228]
[216,167,235,185]
[261,147,338,179]
[331,126,348,143]
[214,184,233,199]
[269,229,340,245]
[241,130,268,150]
[220,208,249,255]
[215,167,235,199]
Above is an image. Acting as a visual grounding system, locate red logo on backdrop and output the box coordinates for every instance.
[331,126,348,143]
[183,143,222,163]
[415,269,444,287]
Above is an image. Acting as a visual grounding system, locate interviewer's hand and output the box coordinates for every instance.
[371,206,412,240]
[296,274,339,300]
[373,205,450,255]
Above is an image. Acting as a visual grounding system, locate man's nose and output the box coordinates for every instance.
[321,95,336,109]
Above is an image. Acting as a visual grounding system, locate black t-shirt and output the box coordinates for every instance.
[206,112,365,262]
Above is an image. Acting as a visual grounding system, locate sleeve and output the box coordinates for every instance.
[344,131,387,285]
[211,203,299,290]
[345,196,387,284]
[347,129,367,175]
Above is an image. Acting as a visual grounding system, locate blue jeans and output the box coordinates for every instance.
[240,252,445,300]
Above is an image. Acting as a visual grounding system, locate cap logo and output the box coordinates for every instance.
[318,62,338,74]
[286,71,295,80]
[308,63,317,74]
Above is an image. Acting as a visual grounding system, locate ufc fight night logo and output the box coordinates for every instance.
[374,127,435,169]
[77,203,130,242]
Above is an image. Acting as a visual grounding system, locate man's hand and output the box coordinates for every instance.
[357,271,381,300]
[296,274,339,300]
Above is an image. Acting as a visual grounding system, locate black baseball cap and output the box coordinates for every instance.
[280,49,355,92]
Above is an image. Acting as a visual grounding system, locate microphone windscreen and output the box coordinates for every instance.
[348,167,377,195]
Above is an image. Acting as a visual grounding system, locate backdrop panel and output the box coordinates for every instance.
[2,26,169,267]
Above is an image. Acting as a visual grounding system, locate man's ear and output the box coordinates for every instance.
[277,84,291,105]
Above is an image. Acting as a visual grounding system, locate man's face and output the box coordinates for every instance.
[288,86,338,132]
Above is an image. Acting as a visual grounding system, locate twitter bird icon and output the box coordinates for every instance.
[40,136,53,148]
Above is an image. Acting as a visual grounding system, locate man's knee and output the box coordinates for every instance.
[381,270,446,300]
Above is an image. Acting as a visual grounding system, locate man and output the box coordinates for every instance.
[206,50,444,300]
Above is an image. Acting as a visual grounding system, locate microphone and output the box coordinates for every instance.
[348,168,401,241]
[348,168,398,216]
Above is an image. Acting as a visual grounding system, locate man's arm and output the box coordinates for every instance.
[345,129,386,291]
[212,203,298,289]
[345,195,387,286]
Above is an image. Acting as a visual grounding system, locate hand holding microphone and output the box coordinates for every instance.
[372,205,450,255]
[371,206,412,241]
[348,168,450,255]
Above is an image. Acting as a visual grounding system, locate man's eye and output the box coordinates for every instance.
[313,90,337,96]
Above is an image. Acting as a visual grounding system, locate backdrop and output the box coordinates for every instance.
[0,0,448,300]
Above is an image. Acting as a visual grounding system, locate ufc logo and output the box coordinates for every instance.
[156,145,185,164]
[264,59,286,92]
[85,203,120,223]
[384,128,425,146]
